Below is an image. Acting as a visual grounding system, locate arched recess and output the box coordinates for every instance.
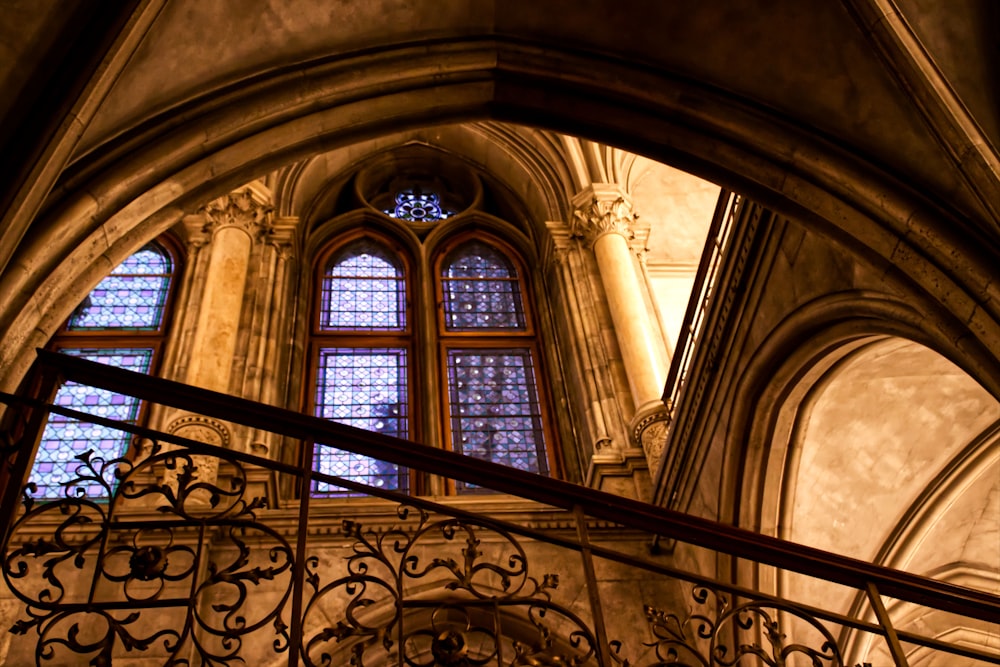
[728,291,1000,534]
[728,298,999,651]
[3,40,1000,395]
[841,427,1000,666]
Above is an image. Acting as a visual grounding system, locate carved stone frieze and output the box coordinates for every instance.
[166,414,231,448]
[162,415,233,491]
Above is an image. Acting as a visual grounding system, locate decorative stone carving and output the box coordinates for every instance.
[166,415,231,448]
[162,415,232,493]
[570,186,636,246]
[200,188,274,239]
[631,403,670,474]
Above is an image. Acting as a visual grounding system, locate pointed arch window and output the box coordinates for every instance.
[310,232,556,496]
[438,240,549,491]
[441,241,526,331]
[30,241,177,498]
[312,237,410,494]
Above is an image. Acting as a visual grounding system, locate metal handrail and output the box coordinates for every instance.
[12,348,997,628]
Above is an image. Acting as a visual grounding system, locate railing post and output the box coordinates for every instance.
[866,582,911,667]
[573,504,613,665]
[0,363,61,549]
[288,438,315,667]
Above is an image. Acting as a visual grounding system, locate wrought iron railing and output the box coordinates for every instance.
[0,350,996,665]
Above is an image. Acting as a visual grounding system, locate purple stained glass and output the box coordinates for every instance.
[313,348,407,494]
[446,348,546,490]
[69,245,172,330]
[321,240,406,331]
[441,242,526,331]
[385,187,450,222]
[29,348,154,498]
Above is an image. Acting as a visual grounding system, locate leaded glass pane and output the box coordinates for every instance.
[313,348,407,494]
[321,240,406,331]
[68,244,172,330]
[446,348,546,490]
[29,348,154,498]
[385,187,450,222]
[441,242,526,331]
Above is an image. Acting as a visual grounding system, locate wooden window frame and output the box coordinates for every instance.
[308,227,562,496]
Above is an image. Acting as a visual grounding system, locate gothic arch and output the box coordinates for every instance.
[3,40,999,398]
[728,289,1000,537]
[726,295,999,619]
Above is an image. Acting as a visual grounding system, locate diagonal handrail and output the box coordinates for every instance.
[17,348,998,629]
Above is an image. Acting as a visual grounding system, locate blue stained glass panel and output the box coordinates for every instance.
[321,240,406,331]
[446,348,546,490]
[442,242,526,331]
[69,245,172,330]
[385,187,450,222]
[29,348,154,498]
[313,348,407,494]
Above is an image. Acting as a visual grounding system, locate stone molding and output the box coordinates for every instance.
[543,220,576,268]
[570,185,636,247]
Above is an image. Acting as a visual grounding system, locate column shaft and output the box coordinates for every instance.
[185,224,252,392]
[593,231,666,410]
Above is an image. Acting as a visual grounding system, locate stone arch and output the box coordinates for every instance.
[729,290,1000,534]
[728,305,998,616]
[4,40,999,393]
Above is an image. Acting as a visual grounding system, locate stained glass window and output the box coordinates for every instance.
[384,187,450,222]
[313,348,407,494]
[313,228,552,496]
[446,349,547,491]
[68,244,172,330]
[31,242,174,499]
[29,348,154,498]
[321,240,406,331]
[441,241,526,331]
[313,238,410,495]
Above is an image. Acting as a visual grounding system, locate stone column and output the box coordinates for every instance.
[165,188,272,493]
[572,185,670,472]
[185,189,270,392]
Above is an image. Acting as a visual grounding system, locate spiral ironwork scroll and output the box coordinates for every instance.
[3,437,293,666]
[300,505,600,667]
[624,585,844,667]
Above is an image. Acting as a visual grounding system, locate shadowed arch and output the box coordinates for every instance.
[3,39,1000,392]
[725,290,1000,538]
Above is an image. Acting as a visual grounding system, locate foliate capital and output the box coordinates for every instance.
[200,188,274,239]
[570,185,636,246]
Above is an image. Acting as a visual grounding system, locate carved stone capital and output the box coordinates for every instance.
[166,414,231,448]
[161,415,233,496]
[630,401,671,474]
[200,188,274,240]
[570,185,636,246]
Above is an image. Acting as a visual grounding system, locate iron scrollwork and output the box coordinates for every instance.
[301,506,600,667]
[620,585,844,667]
[3,438,292,666]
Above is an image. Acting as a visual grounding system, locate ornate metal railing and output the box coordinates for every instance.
[0,350,996,665]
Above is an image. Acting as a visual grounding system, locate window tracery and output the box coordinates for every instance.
[384,187,451,222]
